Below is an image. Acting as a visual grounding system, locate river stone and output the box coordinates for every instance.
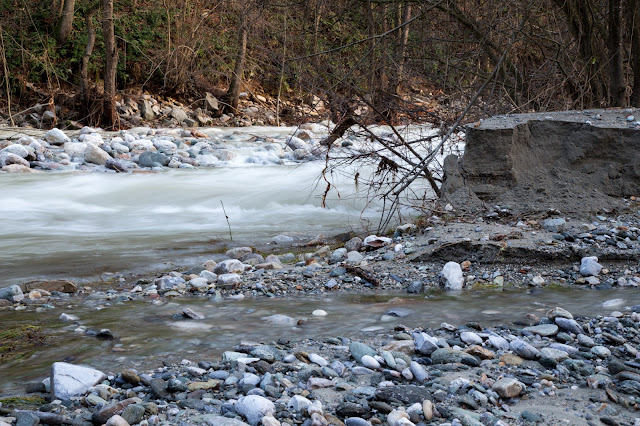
[121,404,145,425]
[592,346,612,358]
[51,362,106,400]
[431,348,479,366]
[361,355,380,369]
[91,398,138,424]
[492,378,525,398]
[488,334,510,350]
[24,279,77,294]
[578,334,596,347]
[465,345,495,360]
[441,261,464,290]
[308,353,328,366]
[363,235,392,248]
[191,415,249,426]
[449,407,484,426]
[580,256,602,276]
[235,395,275,426]
[414,332,439,355]
[0,284,23,301]
[218,273,242,286]
[121,369,140,384]
[0,152,29,167]
[555,317,583,334]
[344,419,372,426]
[541,218,566,232]
[460,331,483,345]
[350,342,376,362]
[540,347,569,363]
[546,306,573,319]
[509,339,540,360]
[138,151,170,167]
[105,415,129,426]
[84,143,112,165]
[375,385,433,404]
[62,141,88,157]
[344,237,363,252]
[45,128,71,144]
[410,361,429,382]
[524,324,559,336]
[2,143,29,158]
[288,395,313,414]
[215,259,244,274]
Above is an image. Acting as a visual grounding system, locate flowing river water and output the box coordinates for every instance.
[1,125,637,397]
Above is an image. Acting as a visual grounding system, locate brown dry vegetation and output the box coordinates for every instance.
[0,0,639,127]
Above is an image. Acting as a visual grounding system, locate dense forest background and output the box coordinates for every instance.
[0,0,640,128]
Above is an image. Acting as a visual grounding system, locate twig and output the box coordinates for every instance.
[220,200,232,241]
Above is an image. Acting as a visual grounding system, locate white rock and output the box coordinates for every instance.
[2,144,29,158]
[488,334,510,351]
[105,415,130,426]
[312,309,327,316]
[287,395,312,413]
[217,273,242,286]
[361,355,381,369]
[580,256,602,276]
[261,314,296,325]
[235,395,275,426]
[44,128,71,144]
[363,235,392,248]
[64,142,89,157]
[460,331,483,345]
[84,144,112,165]
[59,313,79,322]
[79,132,104,145]
[441,261,464,290]
[308,353,328,367]
[214,259,245,274]
[285,136,309,151]
[51,362,106,400]
[603,298,625,308]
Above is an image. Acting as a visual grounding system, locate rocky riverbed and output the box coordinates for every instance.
[2,203,640,425]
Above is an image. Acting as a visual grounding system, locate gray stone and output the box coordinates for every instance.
[15,411,40,426]
[541,218,566,232]
[406,280,423,293]
[2,144,29,158]
[492,378,525,398]
[410,361,429,382]
[431,348,479,366]
[171,107,189,123]
[360,355,380,369]
[555,317,584,335]
[524,324,559,337]
[0,152,29,167]
[344,418,372,426]
[218,273,242,286]
[546,307,573,320]
[214,259,245,274]
[540,347,569,363]
[344,237,363,252]
[0,284,23,301]
[138,151,169,167]
[509,339,540,360]
[460,331,483,345]
[235,395,275,426]
[205,92,219,112]
[488,334,510,350]
[44,128,71,144]
[84,144,112,165]
[580,256,603,276]
[441,261,464,290]
[140,100,155,120]
[287,395,312,414]
[591,346,612,358]
[51,362,106,400]
[449,408,484,426]
[349,342,376,362]
[190,415,249,426]
[121,404,145,425]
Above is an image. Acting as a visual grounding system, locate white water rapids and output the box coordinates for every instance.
[0,124,447,285]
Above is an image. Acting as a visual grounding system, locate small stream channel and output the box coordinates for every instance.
[2,286,638,396]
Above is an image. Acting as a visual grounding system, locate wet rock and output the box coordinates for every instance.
[121,404,145,425]
[554,317,583,335]
[0,284,23,301]
[336,402,368,418]
[14,412,40,426]
[51,362,106,400]
[431,348,479,366]
[138,151,170,167]
[524,324,558,336]
[546,306,573,320]
[375,385,433,404]
[121,369,140,385]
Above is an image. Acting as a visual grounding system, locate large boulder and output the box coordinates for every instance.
[51,362,106,400]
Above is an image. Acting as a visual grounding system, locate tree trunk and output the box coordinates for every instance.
[57,0,76,44]
[608,0,626,106]
[80,8,96,122]
[389,2,411,97]
[225,11,247,113]
[102,0,117,128]
[630,0,640,106]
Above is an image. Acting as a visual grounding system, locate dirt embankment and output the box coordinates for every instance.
[441,109,640,216]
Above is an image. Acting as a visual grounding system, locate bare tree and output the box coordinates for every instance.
[608,0,626,106]
[57,0,76,44]
[225,5,248,113]
[630,0,640,106]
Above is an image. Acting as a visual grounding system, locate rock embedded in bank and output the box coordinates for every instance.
[51,362,106,400]
[580,256,603,276]
[441,261,464,290]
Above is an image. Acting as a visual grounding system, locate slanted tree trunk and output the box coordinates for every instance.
[389,2,411,97]
[57,0,76,44]
[225,10,247,113]
[102,0,117,128]
[608,0,626,106]
[630,0,640,106]
[80,8,97,122]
